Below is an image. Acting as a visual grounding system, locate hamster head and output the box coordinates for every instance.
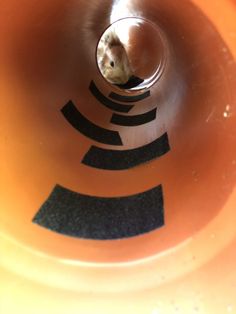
[97,32,133,85]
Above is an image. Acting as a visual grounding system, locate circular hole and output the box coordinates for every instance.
[96,17,167,91]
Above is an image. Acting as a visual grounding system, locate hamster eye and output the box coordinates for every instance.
[110,61,114,67]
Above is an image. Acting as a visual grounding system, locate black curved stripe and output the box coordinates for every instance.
[82,132,170,170]
[109,90,150,103]
[115,75,144,89]
[89,81,133,113]
[111,108,157,126]
[33,184,164,240]
[61,101,122,146]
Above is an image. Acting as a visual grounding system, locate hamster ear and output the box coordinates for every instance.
[107,31,122,48]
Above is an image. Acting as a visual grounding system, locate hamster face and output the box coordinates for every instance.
[97,32,133,85]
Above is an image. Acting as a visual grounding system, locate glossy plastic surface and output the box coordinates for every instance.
[0,0,236,313]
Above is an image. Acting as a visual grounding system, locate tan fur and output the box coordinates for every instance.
[97,31,133,85]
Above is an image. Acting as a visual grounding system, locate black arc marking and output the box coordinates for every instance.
[82,132,170,170]
[109,90,150,103]
[111,108,157,126]
[89,81,133,113]
[115,75,144,89]
[61,101,122,146]
[33,184,164,240]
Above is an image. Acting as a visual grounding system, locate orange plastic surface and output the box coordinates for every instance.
[0,0,236,313]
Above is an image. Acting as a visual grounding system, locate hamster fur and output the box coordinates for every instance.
[97,31,133,85]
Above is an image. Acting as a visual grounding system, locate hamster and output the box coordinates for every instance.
[97,31,133,85]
